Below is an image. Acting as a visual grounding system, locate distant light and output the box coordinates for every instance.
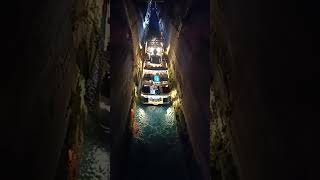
[143,21,147,29]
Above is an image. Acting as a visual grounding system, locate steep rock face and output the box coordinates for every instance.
[209,1,239,179]
[56,0,109,179]
[124,0,143,87]
[210,0,317,180]
[2,0,108,179]
[166,1,210,179]
[72,0,105,78]
[55,74,87,180]
[110,1,134,180]
[3,1,78,179]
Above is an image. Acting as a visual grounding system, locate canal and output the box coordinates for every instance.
[78,113,110,180]
[123,1,200,179]
[124,102,191,180]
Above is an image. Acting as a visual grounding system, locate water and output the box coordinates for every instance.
[78,115,110,180]
[125,103,189,180]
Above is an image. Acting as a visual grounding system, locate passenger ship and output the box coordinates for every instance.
[139,37,171,105]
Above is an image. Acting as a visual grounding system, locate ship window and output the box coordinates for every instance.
[162,86,171,93]
[142,86,150,93]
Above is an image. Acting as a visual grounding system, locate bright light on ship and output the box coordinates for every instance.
[143,69,168,75]
[154,75,160,82]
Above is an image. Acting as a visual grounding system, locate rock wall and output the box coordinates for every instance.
[124,0,144,87]
[209,0,239,179]
[166,1,210,179]
[110,1,134,180]
[209,0,318,179]
[2,0,108,179]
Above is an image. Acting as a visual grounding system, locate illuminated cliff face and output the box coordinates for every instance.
[165,2,211,179]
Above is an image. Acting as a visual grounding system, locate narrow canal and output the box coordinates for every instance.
[124,102,190,180]
[123,1,200,179]
[78,114,110,180]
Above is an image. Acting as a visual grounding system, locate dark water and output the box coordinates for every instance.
[78,115,110,180]
[125,103,189,180]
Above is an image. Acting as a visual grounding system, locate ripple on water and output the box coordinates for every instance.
[126,103,187,180]
[134,105,177,144]
[78,137,110,180]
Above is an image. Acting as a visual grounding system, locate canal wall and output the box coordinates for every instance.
[166,1,210,180]
[110,1,134,180]
[2,0,109,179]
[209,0,317,180]
[209,0,239,179]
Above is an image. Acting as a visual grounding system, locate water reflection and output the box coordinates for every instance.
[125,103,188,180]
[78,115,110,180]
